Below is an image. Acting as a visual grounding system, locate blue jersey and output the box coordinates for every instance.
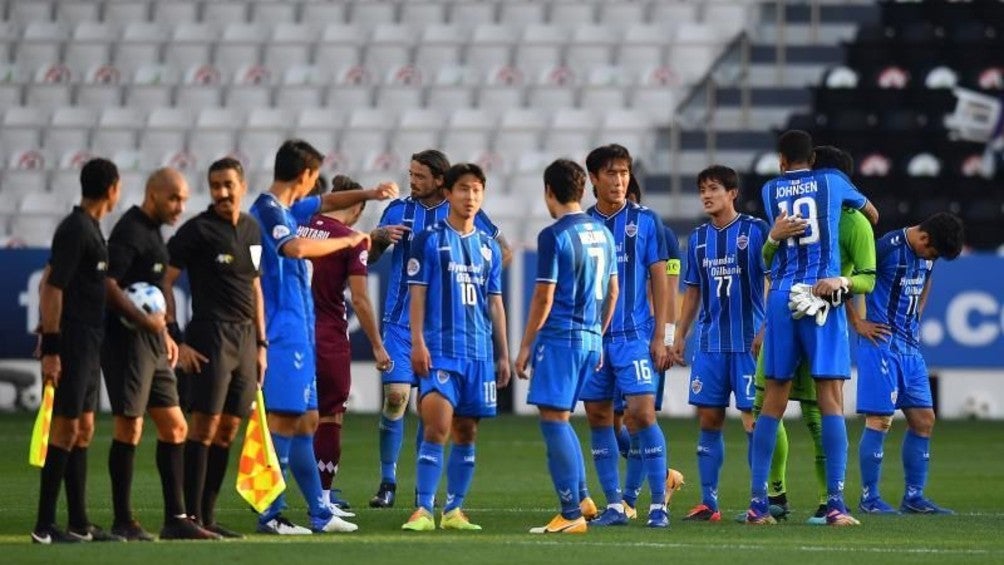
[760,169,867,291]
[867,229,933,350]
[587,202,668,341]
[249,193,321,346]
[536,212,617,352]
[407,220,502,362]
[683,214,769,352]
[378,197,499,327]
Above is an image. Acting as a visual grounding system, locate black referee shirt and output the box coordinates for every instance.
[167,207,262,323]
[107,205,168,288]
[48,206,108,327]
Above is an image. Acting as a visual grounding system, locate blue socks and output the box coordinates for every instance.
[415,442,443,513]
[291,434,331,521]
[902,430,930,500]
[615,424,631,458]
[697,429,724,511]
[261,433,292,523]
[444,443,475,513]
[567,425,590,502]
[590,426,622,505]
[378,416,404,483]
[623,437,643,508]
[637,424,667,504]
[749,414,780,514]
[858,427,886,501]
[541,421,582,520]
[821,414,848,513]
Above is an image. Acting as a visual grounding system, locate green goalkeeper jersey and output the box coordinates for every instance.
[755,207,876,401]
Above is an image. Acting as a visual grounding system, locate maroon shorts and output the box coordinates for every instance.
[316,339,351,416]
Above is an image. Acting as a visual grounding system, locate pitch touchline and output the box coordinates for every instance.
[512,540,994,555]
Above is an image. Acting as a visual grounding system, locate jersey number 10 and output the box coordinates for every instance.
[460,282,478,306]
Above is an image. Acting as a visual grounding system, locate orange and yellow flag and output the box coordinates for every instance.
[28,383,55,467]
[236,389,285,513]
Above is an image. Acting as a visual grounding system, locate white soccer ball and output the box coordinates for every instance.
[121,282,167,329]
[962,393,994,420]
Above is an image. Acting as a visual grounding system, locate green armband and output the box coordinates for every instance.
[666,259,681,276]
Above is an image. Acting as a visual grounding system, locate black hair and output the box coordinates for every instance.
[444,163,486,191]
[330,174,365,210]
[626,175,643,203]
[80,157,119,199]
[585,144,632,175]
[919,212,965,260]
[208,157,245,181]
[411,149,450,179]
[696,165,740,192]
[813,145,854,176]
[777,129,814,165]
[543,159,586,204]
[274,139,323,182]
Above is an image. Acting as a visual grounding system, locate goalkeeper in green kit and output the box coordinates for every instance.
[748,146,877,524]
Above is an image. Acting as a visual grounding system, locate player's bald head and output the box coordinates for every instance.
[144,167,189,226]
[146,167,187,195]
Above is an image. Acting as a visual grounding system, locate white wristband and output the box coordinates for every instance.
[767,235,779,245]
[664,323,676,347]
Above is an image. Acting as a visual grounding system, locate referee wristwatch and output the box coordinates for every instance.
[257,338,270,349]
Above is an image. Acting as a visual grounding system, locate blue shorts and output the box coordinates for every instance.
[613,371,665,413]
[688,351,755,410]
[762,290,850,380]
[856,339,932,415]
[262,342,317,414]
[579,340,659,403]
[418,357,496,418]
[382,323,416,386]
[527,341,600,412]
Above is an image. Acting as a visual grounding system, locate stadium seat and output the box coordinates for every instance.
[316,24,365,68]
[152,2,197,25]
[116,23,165,75]
[104,1,150,25]
[76,64,123,109]
[164,23,215,71]
[19,192,65,214]
[620,24,671,75]
[494,108,546,158]
[325,65,374,109]
[376,64,425,110]
[596,2,647,33]
[426,65,477,111]
[349,2,397,30]
[25,63,75,109]
[415,24,467,70]
[341,108,394,154]
[499,2,546,27]
[0,170,47,201]
[478,65,525,117]
[176,64,224,108]
[126,64,177,110]
[566,25,617,71]
[202,2,249,26]
[450,2,496,26]
[442,108,495,158]
[92,107,144,155]
[466,25,515,70]
[9,214,62,247]
[515,24,568,78]
[580,66,629,111]
[301,3,346,26]
[527,65,578,111]
[9,1,55,23]
[401,2,447,26]
[277,64,331,108]
[265,23,317,70]
[46,106,96,156]
[549,3,595,27]
[250,2,296,25]
[366,23,417,76]
[670,24,719,84]
[392,108,444,156]
[65,22,117,71]
[216,23,265,75]
[226,64,273,109]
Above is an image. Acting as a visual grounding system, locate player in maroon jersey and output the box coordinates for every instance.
[302,175,391,511]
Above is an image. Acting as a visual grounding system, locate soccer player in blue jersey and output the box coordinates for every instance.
[582,144,672,528]
[249,140,397,534]
[400,163,510,531]
[367,150,512,508]
[669,165,770,522]
[748,130,879,526]
[515,158,618,534]
[854,213,964,515]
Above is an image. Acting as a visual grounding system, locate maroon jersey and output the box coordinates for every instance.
[302,214,369,341]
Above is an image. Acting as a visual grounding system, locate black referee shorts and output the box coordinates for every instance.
[53,321,103,419]
[183,319,258,419]
[101,320,179,418]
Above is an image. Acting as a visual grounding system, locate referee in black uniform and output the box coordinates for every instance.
[101,167,219,541]
[163,157,266,538]
[32,158,122,544]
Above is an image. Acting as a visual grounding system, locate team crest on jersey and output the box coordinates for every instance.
[890,389,898,405]
[407,258,421,276]
[436,370,450,384]
[152,263,164,273]
[97,261,107,272]
[625,222,638,238]
[481,244,492,262]
[691,376,703,394]
[737,234,749,250]
[359,250,369,266]
[272,224,291,240]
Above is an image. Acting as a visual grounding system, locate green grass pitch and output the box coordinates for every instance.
[0,413,1002,564]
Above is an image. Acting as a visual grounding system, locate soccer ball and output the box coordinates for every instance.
[122,282,167,329]
[961,393,994,420]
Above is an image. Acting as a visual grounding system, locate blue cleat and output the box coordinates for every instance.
[900,497,955,515]
[859,497,900,515]
[646,508,670,528]
[591,507,629,526]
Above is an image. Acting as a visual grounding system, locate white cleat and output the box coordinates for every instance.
[327,503,356,518]
[257,516,312,535]
[314,515,358,533]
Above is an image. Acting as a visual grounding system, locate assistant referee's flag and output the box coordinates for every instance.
[236,388,285,513]
[28,383,54,467]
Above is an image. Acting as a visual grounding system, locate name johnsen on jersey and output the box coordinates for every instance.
[775,180,819,198]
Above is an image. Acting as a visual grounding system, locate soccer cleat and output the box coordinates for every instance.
[529,514,588,534]
[312,514,359,533]
[900,497,955,515]
[440,508,482,531]
[326,500,356,519]
[768,494,790,520]
[665,468,685,506]
[591,507,629,526]
[68,524,126,542]
[328,489,351,510]
[623,501,638,520]
[31,524,81,544]
[646,508,670,528]
[859,497,900,515]
[806,504,828,525]
[825,509,861,526]
[159,517,221,540]
[744,509,777,525]
[579,497,599,521]
[257,515,312,535]
[401,508,436,532]
[204,522,245,539]
[683,504,721,522]
[111,519,156,541]
[370,481,396,508]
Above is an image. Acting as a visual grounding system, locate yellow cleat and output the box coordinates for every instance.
[401,508,436,532]
[440,508,482,531]
[623,501,638,520]
[529,514,588,534]
[665,468,685,506]
[579,497,599,521]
